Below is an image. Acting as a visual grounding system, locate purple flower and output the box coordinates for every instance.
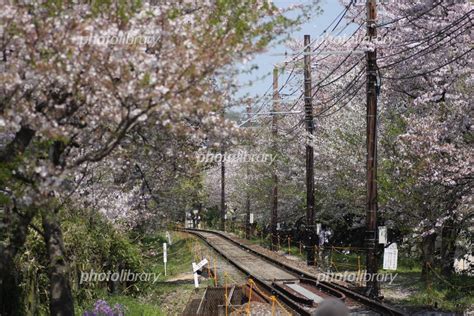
[83,299,125,316]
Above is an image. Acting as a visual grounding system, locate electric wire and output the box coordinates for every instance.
[379,19,472,70]
[242,1,360,131]
[375,0,444,28]
[378,9,473,62]
[381,47,473,80]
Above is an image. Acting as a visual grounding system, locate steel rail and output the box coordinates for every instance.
[183,228,406,316]
[185,229,315,315]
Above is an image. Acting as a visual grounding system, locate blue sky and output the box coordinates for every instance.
[235,0,351,111]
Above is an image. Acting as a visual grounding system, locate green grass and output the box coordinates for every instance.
[77,232,201,316]
[380,255,474,313]
[388,271,474,312]
[144,237,196,281]
[103,295,165,316]
[76,290,166,316]
[329,251,363,271]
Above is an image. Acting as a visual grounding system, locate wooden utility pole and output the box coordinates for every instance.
[271,67,279,249]
[304,35,316,266]
[220,107,226,231]
[245,104,252,239]
[365,0,379,298]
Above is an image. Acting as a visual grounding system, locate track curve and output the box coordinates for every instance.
[183,228,405,316]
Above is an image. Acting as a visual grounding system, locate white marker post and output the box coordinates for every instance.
[192,258,208,288]
[163,243,167,276]
[378,226,387,245]
[166,231,172,245]
[249,213,254,224]
[192,263,199,288]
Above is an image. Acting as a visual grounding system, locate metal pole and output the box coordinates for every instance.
[365,0,379,298]
[304,35,316,266]
[220,107,226,231]
[246,104,251,239]
[271,67,279,249]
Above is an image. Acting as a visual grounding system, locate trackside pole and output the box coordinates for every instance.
[163,243,167,276]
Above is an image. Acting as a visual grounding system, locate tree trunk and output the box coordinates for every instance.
[440,219,458,276]
[421,233,437,288]
[0,126,36,315]
[0,251,23,316]
[41,210,75,316]
[0,205,35,316]
[0,126,35,163]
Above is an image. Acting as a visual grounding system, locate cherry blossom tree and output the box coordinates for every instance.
[217,0,472,287]
[0,0,309,314]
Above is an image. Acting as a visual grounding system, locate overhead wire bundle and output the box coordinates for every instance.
[246,0,472,143]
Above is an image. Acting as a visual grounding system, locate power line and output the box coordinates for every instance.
[379,9,473,61]
[380,20,471,70]
[381,47,473,80]
[315,68,366,115]
[375,0,444,28]
[242,0,360,129]
[318,78,366,118]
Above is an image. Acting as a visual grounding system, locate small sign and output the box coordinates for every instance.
[163,243,168,276]
[319,229,325,246]
[163,243,167,263]
[277,223,280,230]
[166,231,172,245]
[378,226,387,244]
[316,223,321,234]
[249,213,254,224]
[193,259,208,272]
[185,212,192,228]
[192,259,208,288]
[383,243,398,270]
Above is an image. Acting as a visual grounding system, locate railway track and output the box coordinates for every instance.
[183,228,405,316]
